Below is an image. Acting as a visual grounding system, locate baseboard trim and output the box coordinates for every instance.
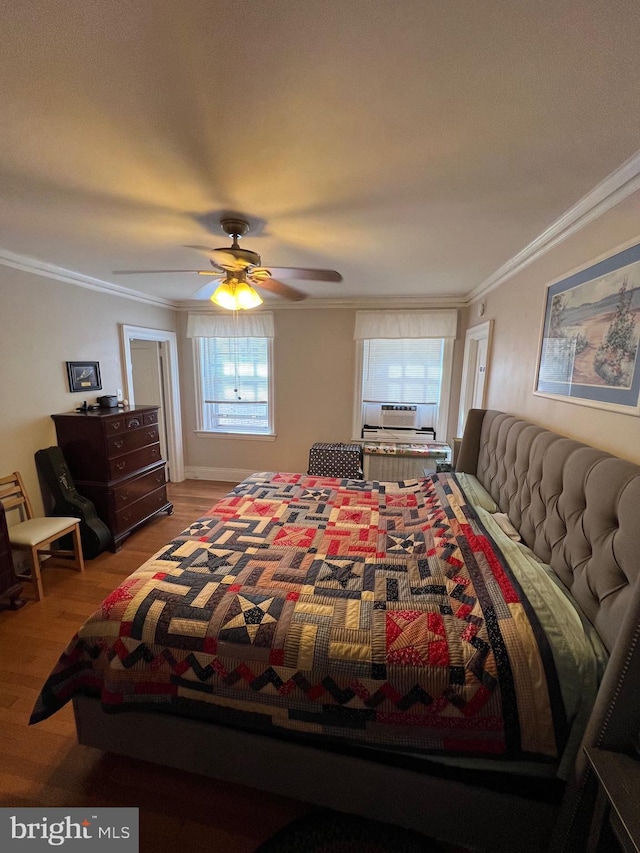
[184,466,257,483]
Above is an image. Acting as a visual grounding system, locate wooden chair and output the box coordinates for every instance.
[0,472,84,600]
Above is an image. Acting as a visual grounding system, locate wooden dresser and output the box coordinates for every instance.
[0,502,25,609]
[51,406,173,551]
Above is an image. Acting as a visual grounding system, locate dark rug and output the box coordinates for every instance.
[255,809,474,852]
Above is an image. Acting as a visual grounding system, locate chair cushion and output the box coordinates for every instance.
[9,517,79,548]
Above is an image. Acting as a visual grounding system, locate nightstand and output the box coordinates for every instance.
[584,746,640,853]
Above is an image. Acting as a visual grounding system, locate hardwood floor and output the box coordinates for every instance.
[0,480,311,852]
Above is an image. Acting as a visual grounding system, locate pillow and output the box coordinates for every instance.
[492,512,522,542]
[456,473,499,513]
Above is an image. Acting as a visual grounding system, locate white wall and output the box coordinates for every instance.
[179,306,464,480]
[466,187,640,464]
[4,174,638,544]
[0,266,177,514]
[0,266,464,514]
[8,186,638,515]
[180,307,360,478]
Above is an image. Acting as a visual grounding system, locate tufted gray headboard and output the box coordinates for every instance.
[457,409,640,850]
[457,408,640,653]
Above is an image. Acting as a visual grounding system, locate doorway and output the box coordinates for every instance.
[130,339,168,465]
[120,325,185,482]
[457,320,493,439]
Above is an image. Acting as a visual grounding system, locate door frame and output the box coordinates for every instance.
[457,320,493,439]
[120,325,185,482]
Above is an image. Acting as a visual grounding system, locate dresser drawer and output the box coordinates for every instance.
[123,411,148,430]
[114,486,169,533]
[106,425,159,458]
[103,415,126,435]
[108,444,162,480]
[112,464,166,508]
[101,410,156,435]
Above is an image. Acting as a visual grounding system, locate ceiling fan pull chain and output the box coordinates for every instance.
[233,309,242,400]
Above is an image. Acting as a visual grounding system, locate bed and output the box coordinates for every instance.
[30,410,640,852]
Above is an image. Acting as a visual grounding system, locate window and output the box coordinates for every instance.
[362,338,444,404]
[188,312,274,436]
[354,310,457,440]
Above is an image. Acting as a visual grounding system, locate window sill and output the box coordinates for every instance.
[194,431,276,442]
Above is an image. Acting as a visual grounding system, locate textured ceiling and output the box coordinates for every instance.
[2,0,640,306]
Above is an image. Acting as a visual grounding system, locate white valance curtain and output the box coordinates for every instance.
[354,310,458,340]
[187,312,274,338]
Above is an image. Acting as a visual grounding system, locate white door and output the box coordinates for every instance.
[472,336,488,409]
[130,339,169,476]
[120,324,184,483]
[457,320,493,439]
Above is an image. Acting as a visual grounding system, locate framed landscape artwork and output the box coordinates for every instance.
[534,241,640,415]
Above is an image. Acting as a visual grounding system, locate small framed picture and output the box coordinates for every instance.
[66,361,102,393]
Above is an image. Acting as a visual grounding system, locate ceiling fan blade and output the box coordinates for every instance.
[183,244,215,253]
[112,269,207,275]
[211,251,246,270]
[255,267,342,282]
[252,276,306,301]
[191,280,221,300]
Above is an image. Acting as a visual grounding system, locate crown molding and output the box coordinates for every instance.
[5,148,640,312]
[466,147,640,303]
[0,249,177,309]
[177,294,468,311]
[0,246,467,310]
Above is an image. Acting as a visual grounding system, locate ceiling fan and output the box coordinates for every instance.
[113,217,342,308]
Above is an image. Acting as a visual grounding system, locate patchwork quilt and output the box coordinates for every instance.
[31,472,567,760]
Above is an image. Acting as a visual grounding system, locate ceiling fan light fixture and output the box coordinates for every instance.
[113,216,341,304]
[210,281,236,310]
[210,278,263,310]
[235,280,263,309]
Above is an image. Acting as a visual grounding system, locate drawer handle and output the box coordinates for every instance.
[151,447,159,456]
[148,430,156,438]
[110,422,121,431]
[122,514,131,523]
[115,461,126,471]
[119,492,129,503]
[128,418,141,428]
[113,440,124,449]
[155,474,163,484]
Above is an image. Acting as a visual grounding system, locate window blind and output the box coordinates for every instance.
[362,338,444,404]
[197,336,270,432]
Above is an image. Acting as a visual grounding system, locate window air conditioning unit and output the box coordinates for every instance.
[380,404,418,429]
